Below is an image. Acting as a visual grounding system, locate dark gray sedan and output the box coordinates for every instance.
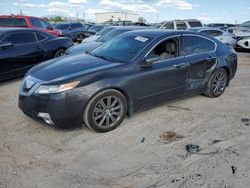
[19,30,237,132]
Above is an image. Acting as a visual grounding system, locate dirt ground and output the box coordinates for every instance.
[0,52,250,188]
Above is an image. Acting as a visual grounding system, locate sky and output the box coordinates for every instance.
[0,0,250,24]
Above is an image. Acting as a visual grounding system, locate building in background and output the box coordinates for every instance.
[95,12,139,23]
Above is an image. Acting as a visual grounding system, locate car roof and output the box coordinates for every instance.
[164,19,201,22]
[189,27,223,30]
[112,26,149,30]
[0,15,43,19]
[56,22,82,24]
[0,27,31,32]
[0,27,53,37]
[120,29,215,40]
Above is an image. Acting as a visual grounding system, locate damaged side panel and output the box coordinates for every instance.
[185,53,218,92]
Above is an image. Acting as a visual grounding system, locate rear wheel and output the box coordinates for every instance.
[204,68,228,98]
[83,89,127,133]
[54,49,65,58]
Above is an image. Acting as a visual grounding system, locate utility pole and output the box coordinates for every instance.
[156,13,159,23]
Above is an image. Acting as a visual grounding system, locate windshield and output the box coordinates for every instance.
[96,27,114,36]
[55,24,69,30]
[92,35,152,63]
[98,29,130,42]
[89,25,105,32]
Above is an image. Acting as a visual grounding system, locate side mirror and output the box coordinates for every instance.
[141,56,160,68]
[0,41,13,48]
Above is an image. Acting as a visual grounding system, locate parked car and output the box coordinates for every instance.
[19,30,237,132]
[0,15,62,36]
[83,24,106,38]
[239,21,250,29]
[226,27,250,50]
[0,28,73,81]
[206,23,236,30]
[54,22,91,42]
[160,19,203,30]
[81,26,115,43]
[65,26,148,55]
[236,37,250,50]
[188,27,237,48]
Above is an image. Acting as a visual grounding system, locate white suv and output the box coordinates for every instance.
[160,19,203,30]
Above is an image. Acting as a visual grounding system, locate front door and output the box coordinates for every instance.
[130,36,188,109]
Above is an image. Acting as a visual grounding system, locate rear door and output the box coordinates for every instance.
[182,34,217,92]
[0,31,43,76]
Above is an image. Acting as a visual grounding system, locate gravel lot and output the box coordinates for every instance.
[0,52,250,188]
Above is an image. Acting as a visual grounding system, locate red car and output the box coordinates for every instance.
[0,15,63,36]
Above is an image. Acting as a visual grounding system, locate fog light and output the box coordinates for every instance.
[37,112,55,125]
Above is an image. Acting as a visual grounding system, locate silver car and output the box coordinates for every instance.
[189,27,237,48]
[226,27,250,50]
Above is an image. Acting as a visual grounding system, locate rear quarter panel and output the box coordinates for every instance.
[41,38,73,59]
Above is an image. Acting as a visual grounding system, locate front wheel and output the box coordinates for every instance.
[204,68,229,98]
[83,89,127,133]
[54,49,65,58]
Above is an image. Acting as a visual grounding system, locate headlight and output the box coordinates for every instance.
[35,81,80,94]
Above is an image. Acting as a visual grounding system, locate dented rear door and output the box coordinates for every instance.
[182,34,217,93]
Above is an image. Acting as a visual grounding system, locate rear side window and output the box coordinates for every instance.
[199,30,211,35]
[71,23,82,29]
[182,35,215,55]
[3,33,36,45]
[161,22,174,29]
[188,21,202,27]
[30,18,48,28]
[210,30,223,37]
[176,22,187,30]
[36,32,47,41]
[0,18,27,27]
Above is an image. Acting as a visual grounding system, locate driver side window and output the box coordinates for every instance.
[147,38,179,61]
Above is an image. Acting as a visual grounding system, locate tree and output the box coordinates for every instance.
[54,16,64,22]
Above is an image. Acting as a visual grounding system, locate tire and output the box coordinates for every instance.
[204,68,229,98]
[77,34,84,43]
[83,89,127,133]
[54,49,65,58]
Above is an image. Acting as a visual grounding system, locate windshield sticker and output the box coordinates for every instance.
[134,36,148,42]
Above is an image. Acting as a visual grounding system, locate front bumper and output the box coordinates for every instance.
[18,86,89,128]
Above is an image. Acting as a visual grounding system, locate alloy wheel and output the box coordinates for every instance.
[212,71,227,95]
[92,96,123,128]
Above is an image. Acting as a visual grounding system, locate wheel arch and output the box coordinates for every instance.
[85,87,133,117]
[221,66,230,86]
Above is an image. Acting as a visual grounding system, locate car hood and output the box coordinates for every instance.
[28,53,120,82]
[65,41,103,55]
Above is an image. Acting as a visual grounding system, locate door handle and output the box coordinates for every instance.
[173,63,186,68]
